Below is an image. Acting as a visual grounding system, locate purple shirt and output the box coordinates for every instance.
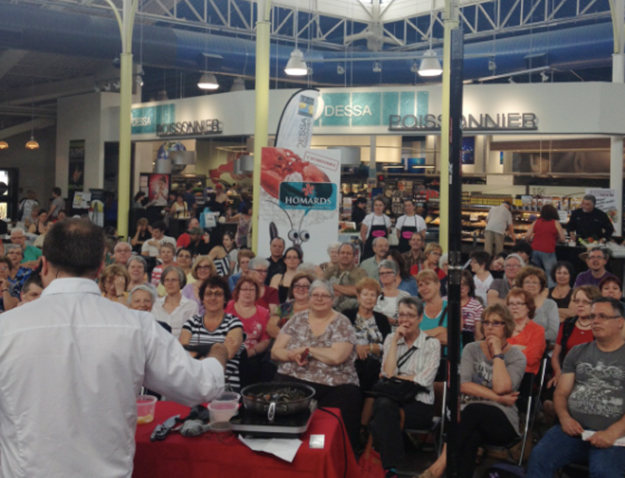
[573,269,615,288]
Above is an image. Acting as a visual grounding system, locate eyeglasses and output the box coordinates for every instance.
[429,252,442,257]
[311,293,332,300]
[196,265,212,271]
[293,284,310,290]
[379,271,395,276]
[253,269,268,274]
[398,312,418,319]
[482,320,505,327]
[505,264,521,269]
[589,313,621,321]
[239,288,256,293]
[0,267,8,272]
[285,255,300,260]
[204,291,225,298]
[523,280,540,286]
[588,255,605,261]
[573,299,592,305]
[163,278,180,283]
[507,301,526,308]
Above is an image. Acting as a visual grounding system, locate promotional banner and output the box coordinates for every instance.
[586,188,618,224]
[275,89,320,150]
[259,148,341,264]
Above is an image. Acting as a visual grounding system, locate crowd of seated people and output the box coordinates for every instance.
[7,205,625,477]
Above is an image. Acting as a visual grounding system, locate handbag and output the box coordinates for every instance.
[369,347,427,404]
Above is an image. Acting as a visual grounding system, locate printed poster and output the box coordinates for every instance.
[68,140,85,192]
[586,188,618,224]
[259,148,341,264]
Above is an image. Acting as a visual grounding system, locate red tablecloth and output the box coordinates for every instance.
[133,401,359,478]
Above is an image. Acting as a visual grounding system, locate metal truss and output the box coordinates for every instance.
[11,0,612,52]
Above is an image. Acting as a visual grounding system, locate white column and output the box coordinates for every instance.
[612,52,625,237]
[369,135,377,178]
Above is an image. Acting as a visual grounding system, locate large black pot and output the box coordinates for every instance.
[241,382,315,423]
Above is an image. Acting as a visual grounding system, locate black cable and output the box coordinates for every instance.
[318,407,348,478]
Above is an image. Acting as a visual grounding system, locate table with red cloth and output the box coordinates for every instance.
[134,401,360,478]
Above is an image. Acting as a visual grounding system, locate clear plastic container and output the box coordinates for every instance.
[136,395,157,425]
[208,401,238,423]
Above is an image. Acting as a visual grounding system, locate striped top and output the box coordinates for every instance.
[182,313,245,392]
[213,256,231,277]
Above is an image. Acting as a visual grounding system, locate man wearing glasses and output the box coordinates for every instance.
[487,253,525,306]
[574,248,615,288]
[526,297,625,476]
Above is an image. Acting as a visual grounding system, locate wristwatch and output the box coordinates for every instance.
[493,353,505,361]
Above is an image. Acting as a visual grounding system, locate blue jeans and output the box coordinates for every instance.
[531,250,558,288]
[526,425,625,477]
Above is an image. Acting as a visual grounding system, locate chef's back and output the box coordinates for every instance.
[0,218,225,478]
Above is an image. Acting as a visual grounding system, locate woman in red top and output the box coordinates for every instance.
[524,204,566,288]
[505,288,546,374]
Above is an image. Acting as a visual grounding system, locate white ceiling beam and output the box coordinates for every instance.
[0,118,56,140]
[0,49,28,80]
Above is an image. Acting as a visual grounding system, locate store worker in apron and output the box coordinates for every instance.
[361,196,391,261]
[395,199,427,253]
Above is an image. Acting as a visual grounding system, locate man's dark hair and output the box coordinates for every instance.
[152,220,166,232]
[43,219,104,276]
[23,273,43,293]
[198,276,231,304]
[185,183,193,191]
[511,240,533,257]
[591,296,625,318]
[470,250,491,268]
[354,197,367,206]
[583,194,597,205]
[52,187,62,197]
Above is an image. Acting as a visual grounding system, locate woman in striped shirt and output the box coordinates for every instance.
[180,276,246,392]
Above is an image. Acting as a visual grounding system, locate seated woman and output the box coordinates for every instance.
[207,235,232,277]
[225,277,271,381]
[27,208,48,236]
[544,285,600,422]
[130,218,150,254]
[599,274,624,302]
[386,249,418,296]
[548,261,576,321]
[515,266,559,343]
[411,243,447,296]
[505,288,546,374]
[460,269,484,344]
[270,247,303,303]
[272,280,361,453]
[151,266,199,339]
[180,276,246,392]
[247,257,279,314]
[181,255,217,312]
[267,271,314,339]
[175,247,193,282]
[99,264,130,305]
[6,245,33,298]
[343,278,392,444]
[126,256,153,291]
[421,304,527,478]
[375,260,411,327]
[151,243,176,295]
[320,242,341,272]
[128,284,171,333]
[229,249,255,292]
[371,297,439,478]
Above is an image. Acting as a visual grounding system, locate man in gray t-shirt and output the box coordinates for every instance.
[526,297,625,477]
[49,187,65,219]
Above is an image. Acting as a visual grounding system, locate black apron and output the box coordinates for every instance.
[397,216,418,253]
[363,216,388,260]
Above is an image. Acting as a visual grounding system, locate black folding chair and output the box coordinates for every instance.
[483,371,536,466]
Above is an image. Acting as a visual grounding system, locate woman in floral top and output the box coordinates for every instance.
[266,271,314,338]
[272,279,361,454]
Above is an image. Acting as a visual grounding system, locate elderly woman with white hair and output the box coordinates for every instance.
[126,256,153,291]
[272,279,361,453]
[248,257,279,314]
[151,266,198,338]
[374,259,410,327]
[320,241,342,271]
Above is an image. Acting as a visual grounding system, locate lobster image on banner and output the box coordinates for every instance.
[258,147,340,264]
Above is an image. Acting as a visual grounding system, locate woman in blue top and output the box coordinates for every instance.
[387,249,418,297]
[416,269,448,382]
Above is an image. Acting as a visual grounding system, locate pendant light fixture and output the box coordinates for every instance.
[418,1,443,77]
[285,48,308,76]
[25,99,39,150]
[197,72,219,90]
[285,7,308,76]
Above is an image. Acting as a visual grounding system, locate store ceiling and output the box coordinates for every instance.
[0,0,616,136]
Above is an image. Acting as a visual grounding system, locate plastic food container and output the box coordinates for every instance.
[213,392,241,407]
[137,395,157,425]
[208,401,238,423]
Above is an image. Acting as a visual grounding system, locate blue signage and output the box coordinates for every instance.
[131,104,176,134]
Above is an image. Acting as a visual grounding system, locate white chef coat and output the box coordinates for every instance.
[0,278,225,478]
[140,235,176,257]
